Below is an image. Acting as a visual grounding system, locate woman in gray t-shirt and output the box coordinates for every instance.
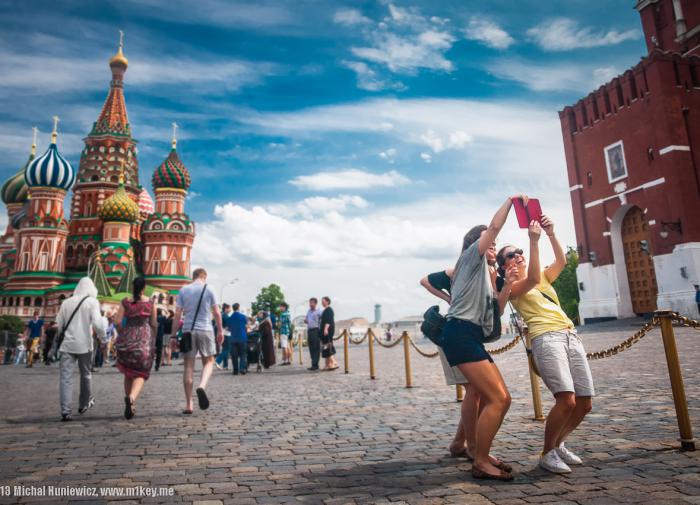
[440,194,527,481]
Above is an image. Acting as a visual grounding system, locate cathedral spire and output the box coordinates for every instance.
[92,31,130,137]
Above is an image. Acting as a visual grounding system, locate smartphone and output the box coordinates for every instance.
[513,198,543,229]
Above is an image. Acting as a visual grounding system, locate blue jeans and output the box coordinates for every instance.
[230,341,247,374]
[215,335,230,368]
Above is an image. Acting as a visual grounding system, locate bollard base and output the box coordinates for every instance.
[533,416,546,422]
[680,439,696,451]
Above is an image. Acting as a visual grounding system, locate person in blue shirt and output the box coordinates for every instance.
[24,311,44,368]
[216,304,232,370]
[228,303,249,375]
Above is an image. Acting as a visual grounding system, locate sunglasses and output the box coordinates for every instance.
[504,249,524,261]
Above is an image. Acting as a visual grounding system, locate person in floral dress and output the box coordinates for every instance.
[114,277,157,419]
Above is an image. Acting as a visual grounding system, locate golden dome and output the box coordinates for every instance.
[98,183,139,223]
[109,46,128,68]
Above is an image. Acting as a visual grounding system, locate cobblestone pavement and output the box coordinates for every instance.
[0,319,699,505]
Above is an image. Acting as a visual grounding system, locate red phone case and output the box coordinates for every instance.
[513,198,543,228]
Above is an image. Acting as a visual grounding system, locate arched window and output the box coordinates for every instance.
[85,201,93,216]
[86,244,94,257]
[23,297,31,307]
[34,297,42,307]
[91,175,99,182]
[67,246,74,258]
[8,297,13,307]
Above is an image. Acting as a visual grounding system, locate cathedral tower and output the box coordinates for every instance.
[66,32,140,271]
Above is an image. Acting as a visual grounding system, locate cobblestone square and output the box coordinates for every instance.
[1,319,698,504]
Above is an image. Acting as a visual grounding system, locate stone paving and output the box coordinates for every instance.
[0,318,699,505]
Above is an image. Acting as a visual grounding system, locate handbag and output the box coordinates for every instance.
[480,298,502,344]
[180,284,207,354]
[52,296,89,360]
[421,305,446,347]
[321,340,336,358]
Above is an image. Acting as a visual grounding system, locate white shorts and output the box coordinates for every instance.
[532,329,595,397]
[280,334,289,349]
[183,330,217,359]
[438,348,468,386]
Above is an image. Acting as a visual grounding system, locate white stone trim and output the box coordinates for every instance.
[584,177,665,209]
[659,145,690,155]
[603,231,611,237]
[569,184,583,192]
[648,219,656,226]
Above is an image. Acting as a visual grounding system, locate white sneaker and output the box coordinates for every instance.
[539,449,572,474]
[556,443,583,465]
[215,363,222,370]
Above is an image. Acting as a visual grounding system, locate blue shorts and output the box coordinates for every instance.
[442,318,493,367]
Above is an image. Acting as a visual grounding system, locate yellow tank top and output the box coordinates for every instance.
[511,271,574,339]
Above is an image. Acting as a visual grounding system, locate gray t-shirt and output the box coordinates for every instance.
[176,281,218,332]
[446,242,494,337]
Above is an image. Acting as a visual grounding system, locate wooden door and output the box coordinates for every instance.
[621,207,658,315]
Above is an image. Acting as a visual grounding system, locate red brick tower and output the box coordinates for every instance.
[66,32,140,271]
[142,125,195,292]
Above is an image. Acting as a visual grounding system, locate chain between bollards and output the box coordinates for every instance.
[657,310,696,451]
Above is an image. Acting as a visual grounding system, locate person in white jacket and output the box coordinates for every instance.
[56,277,106,421]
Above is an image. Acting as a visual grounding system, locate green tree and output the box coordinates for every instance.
[251,284,287,318]
[0,315,25,334]
[552,247,581,325]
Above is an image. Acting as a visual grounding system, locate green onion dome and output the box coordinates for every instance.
[1,165,30,204]
[152,146,191,191]
[98,179,140,223]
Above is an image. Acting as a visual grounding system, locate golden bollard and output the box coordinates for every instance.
[343,329,349,374]
[657,310,696,451]
[368,329,376,380]
[298,331,303,365]
[403,332,413,388]
[456,384,464,402]
[525,331,545,421]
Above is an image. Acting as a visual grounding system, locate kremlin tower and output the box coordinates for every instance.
[142,124,195,292]
[0,34,196,320]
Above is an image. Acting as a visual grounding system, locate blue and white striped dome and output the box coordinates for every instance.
[25,141,75,190]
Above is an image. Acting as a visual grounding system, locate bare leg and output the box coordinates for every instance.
[450,384,479,454]
[183,357,195,410]
[130,377,146,403]
[555,396,592,447]
[124,376,133,396]
[198,355,215,390]
[456,360,511,475]
[543,392,576,453]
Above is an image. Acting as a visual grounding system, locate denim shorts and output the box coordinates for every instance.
[441,318,493,367]
[531,329,595,397]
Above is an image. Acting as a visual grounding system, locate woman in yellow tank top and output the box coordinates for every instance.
[496,216,595,475]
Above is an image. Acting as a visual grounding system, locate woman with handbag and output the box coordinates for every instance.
[258,311,276,369]
[497,215,594,475]
[440,194,528,481]
[114,276,157,420]
[55,277,106,422]
[320,296,338,371]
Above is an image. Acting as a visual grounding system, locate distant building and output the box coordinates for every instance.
[559,0,700,322]
[374,304,381,324]
[336,317,369,337]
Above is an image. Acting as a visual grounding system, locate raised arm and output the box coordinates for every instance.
[541,214,567,283]
[478,194,529,256]
[508,221,542,299]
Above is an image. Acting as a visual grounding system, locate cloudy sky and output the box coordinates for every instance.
[0,0,646,321]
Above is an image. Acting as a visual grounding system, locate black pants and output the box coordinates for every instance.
[155,336,163,370]
[307,328,321,367]
[230,342,247,374]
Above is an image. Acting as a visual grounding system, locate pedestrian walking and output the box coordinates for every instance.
[163,310,174,366]
[216,304,232,370]
[259,311,276,369]
[55,277,106,422]
[228,303,248,375]
[24,311,44,368]
[154,308,167,371]
[497,215,594,474]
[278,302,292,365]
[43,321,57,365]
[174,268,224,414]
[304,298,322,371]
[320,297,338,371]
[114,277,157,420]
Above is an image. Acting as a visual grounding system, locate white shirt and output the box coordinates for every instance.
[56,295,106,355]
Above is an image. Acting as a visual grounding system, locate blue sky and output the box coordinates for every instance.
[0,0,647,320]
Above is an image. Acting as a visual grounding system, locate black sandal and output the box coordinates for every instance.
[471,465,513,481]
[196,387,209,410]
[124,396,135,420]
[182,409,193,415]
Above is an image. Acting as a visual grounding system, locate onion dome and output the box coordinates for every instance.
[138,187,154,214]
[25,117,75,190]
[98,171,140,223]
[152,126,191,190]
[2,169,29,205]
[109,31,128,68]
[11,199,29,229]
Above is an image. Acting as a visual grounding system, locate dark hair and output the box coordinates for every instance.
[132,276,146,301]
[462,225,487,252]
[222,303,230,311]
[496,245,515,269]
[280,302,288,309]
[192,268,207,279]
[322,296,331,304]
[233,302,240,311]
[309,297,318,304]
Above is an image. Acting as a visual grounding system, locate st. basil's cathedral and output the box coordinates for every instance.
[0,38,195,320]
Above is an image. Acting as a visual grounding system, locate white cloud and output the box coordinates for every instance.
[527,18,640,51]
[267,195,369,219]
[341,60,405,92]
[420,152,432,163]
[289,169,410,191]
[487,59,620,92]
[379,148,397,163]
[333,8,371,26]
[464,17,514,50]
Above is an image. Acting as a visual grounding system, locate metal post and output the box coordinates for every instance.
[343,330,349,374]
[403,332,413,388]
[657,310,696,451]
[368,329,376,380]
[525,331,545,421]
[456,384,464,402]
[298,330,303,365]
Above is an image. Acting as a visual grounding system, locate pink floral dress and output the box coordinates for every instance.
[115,298,155,380]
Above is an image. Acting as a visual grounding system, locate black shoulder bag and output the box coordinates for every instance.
[180,284,207,354]
[52,296,89,360]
